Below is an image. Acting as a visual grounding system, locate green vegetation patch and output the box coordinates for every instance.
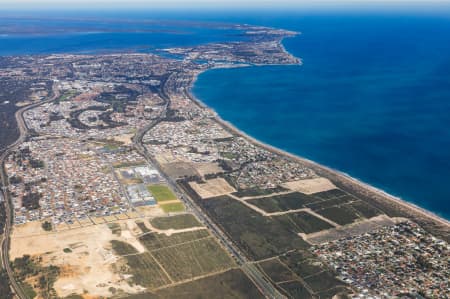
[160,202,185,213]
[286,259,324,278]
[139,230,210,251]
[315,205,361,226]
[41,221,52,231]
[13,255,60,299]
[152,237,234,282]
[275,211,334,234]
[199,196,310,260]
[278,281,312,299]
[123,269,263,299]
[258,259,297,283]
[348,200,382,219]
[111,240,139,256]
[121,253,171,289]
[63,248,72,253]
[148,185,177,202]
[247,192,320,213]
[20,282,37,299]
[150,214,201,230]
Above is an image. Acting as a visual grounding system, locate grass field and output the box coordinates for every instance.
[121,253,171,289]
[150,214,201,230]
[123,269,263,299]
[152,237,235,281]
[111,240,138,256]
[139,230,210,251]
[148,185,177,202]
[160,202,185,213]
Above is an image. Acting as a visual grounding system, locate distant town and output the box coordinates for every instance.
[0,23,448,299]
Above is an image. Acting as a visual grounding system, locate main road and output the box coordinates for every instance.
[0,89,59,299]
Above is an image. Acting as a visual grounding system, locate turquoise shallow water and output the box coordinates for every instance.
[193,14,450,220]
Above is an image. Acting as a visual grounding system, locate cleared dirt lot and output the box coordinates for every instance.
[282,177,337,195]
[189,178,236,199]
[10,219,146,298]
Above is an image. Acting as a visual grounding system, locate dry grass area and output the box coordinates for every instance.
[189,178,236,199]
[194,162,224,177]
[10,219,149,298]
[112,133,135,145]
[282,177,337,195]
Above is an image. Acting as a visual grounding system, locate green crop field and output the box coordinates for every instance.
[139,230,210,251]
[247,192,321,213]
[258,259,297,283]
[148,185,177,202]
[278,281,312,299]
[150,214,201,230]
[121,253,171,289]
[160,202,185,213]
[136,221,150,233]
[110,240,138,256]
[123,269,263,299]
[198,196,310,260]
[152,237,235,281]
[315,205,361,225]
[275,211,334,234]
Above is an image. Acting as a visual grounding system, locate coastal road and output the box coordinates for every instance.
[132,115,286,299]
[0,89,59,299]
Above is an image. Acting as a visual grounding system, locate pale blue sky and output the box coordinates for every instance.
[2,0,450,10]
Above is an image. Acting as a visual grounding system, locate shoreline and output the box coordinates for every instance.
[187,63,450,231]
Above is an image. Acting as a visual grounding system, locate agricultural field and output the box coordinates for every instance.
[274,211,334,234]
[247,192,319,213]
[123,269,263,299]
[119,252,172,289]
[348,200,382,218]
[111,240,139,255]
[148,184,177,202]
[139,230,210,251]
[198,195,310,260]
[150,214,202,230]
[315,205,362,225]
[152,237,235,281]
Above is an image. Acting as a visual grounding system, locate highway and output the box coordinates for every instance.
[0,89,59,299]
[132,102,286,299]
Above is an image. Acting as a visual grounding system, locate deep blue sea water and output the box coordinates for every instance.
[194,14,450,219]
[1,10,450,219]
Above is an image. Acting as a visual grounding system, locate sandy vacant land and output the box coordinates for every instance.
[282,177,337,195]
[10,220,146,298]
[189,178,236,199]
[112,133,135,145]
[194,162,224,177]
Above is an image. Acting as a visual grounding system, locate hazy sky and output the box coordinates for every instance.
[2,0,450,10]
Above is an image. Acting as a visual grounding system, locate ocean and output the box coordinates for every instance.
[1,10,450,219]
